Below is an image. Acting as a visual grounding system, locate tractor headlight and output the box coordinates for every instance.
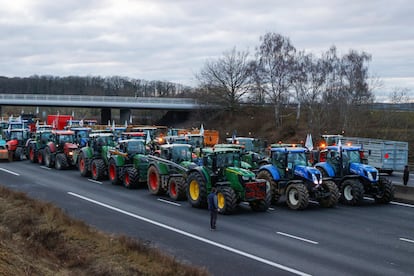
[367,171,374,181]
[68,151,74,156]
[242,175,253,181]
[312,173,322,185]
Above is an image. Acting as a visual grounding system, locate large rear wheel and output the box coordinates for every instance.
[29,145,37,163]
[55,153,68,170]
[43,147,53,167]
[286,183,309,210]
[79,152,90,177]
[187,172,207,208]
[257,170,280,204]
[340,179,364,205]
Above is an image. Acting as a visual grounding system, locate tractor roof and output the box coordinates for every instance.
[326,145,361,151]
[160,143,192,149]
[270,146,307,153]
[52,130,74,135]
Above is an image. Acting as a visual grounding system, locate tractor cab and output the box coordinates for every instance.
[159,144,193,164]
[269,146,309,179]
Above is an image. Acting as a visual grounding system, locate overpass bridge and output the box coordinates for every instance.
[0,93,211,123]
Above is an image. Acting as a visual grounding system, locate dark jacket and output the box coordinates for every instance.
[207,192,218,211]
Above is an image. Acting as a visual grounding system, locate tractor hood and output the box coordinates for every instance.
[294,165,322,186]
[64,143,78,151]
[350,162,379,181]
[6,139,18,147]
[225,166,256,179]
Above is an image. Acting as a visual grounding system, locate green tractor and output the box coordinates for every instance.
[76,133,116,180]
[107,139,149,189]
[146,144,197,200]
[26,130,53,163]
[187,147,270,214]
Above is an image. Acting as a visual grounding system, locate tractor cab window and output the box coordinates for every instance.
[287,152,307,168]
[173,147,192,163]
[126,141,145,155]
[347,150,361,164]
[59,135,74,144]
[10,131,23,140]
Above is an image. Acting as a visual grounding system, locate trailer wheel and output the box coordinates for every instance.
[187,172,207,208]
[286,183,309,210]
[340,179,364,205]
[374,177,394,204]
[318,180,339,208]
[147,165,164,195]
[168,177,187,201]
[217,186,237,214]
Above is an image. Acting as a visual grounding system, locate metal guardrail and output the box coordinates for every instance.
[0,94,208,110]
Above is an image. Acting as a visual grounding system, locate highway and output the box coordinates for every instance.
[0,160,413,276]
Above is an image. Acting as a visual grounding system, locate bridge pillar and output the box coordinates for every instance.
[101,108,111,125]
[120,108,131,125]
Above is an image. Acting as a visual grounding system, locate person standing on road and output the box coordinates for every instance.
[207,187,218,230]
[403,165,410,186]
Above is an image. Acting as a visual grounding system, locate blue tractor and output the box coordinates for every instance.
[313,145,394,205]
[257,146,339,210]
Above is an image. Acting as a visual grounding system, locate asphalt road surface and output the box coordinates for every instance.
[0,160,413,276]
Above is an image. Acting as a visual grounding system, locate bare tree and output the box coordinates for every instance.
[254,33,296,128]
[389,87,411,104]
[196,47,252,111]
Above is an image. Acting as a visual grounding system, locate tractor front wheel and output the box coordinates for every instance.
[340,179,364,205]
[123,167,139,189]
[318,180,339,208]
[286,183,309,210]
[91,159,106,181]
[216,186,238,214]
[29,145,37,163]
[108,159,122,185]
[147,165,165,195]
[43,147,53,167]
[79,152,90,177]
[374,177,394,204]
[187,172,207,208]
[55,153,68,170]
[168,176,187,201]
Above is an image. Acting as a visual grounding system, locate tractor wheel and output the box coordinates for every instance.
[340,179,364,205]
[15,147,24,161]
[147,165,165,195]
[168,176,187,201]
[8,151,14,162]
[29,145,37,163]
[108,159,122,185]
[123,167,139,189]
[257,170,280,204]
[55,153,68,170]
[217,186,238,214]
[38,149,45,165]
[374,177,394,204]
[91,159,106,181]
[187,172,207,208]
[43,147,53,167]
[318,180,339,208]
[286,183,309,210]
[250,182,271,212]
[79,152,90,177]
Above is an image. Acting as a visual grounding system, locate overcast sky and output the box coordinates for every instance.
[1,0,413,102]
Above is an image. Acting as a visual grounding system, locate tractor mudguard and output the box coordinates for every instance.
[314,162,335,177]
[188,166,210,184]
[258,164,281,181]
[350,163,378,180]
[81,147,94,159]
[111,155,126,167]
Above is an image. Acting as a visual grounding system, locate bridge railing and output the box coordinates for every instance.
[0,94,198,104]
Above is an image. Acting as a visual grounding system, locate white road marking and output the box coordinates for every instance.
[87,179,103,185]
[0,168,20,176]
[276,232,319,245]
[400,237,414,244]
[364,196,414,208]
[40,166,51,170]
[268,207,275,211]
[68,192,311,276]
[157,198,181,206]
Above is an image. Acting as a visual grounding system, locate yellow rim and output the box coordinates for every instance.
[189,180,199,200]
[217,192,225,209]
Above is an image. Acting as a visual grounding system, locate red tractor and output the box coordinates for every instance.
[6,129,30,161]
[42,130,79,170]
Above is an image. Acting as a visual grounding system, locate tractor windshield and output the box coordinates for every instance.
[287,152,307,168]
[126,141,146,155]
[172,146,192,163]
[343,150,361,164]
[216,152,240,168]
[59,134,74,144]
[10,131,23,140]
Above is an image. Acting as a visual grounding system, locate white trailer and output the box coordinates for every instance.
[341,136,408,175]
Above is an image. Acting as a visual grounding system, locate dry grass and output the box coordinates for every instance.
[0,186,210,276]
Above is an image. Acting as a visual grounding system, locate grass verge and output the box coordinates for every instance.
[0,185,209,276]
